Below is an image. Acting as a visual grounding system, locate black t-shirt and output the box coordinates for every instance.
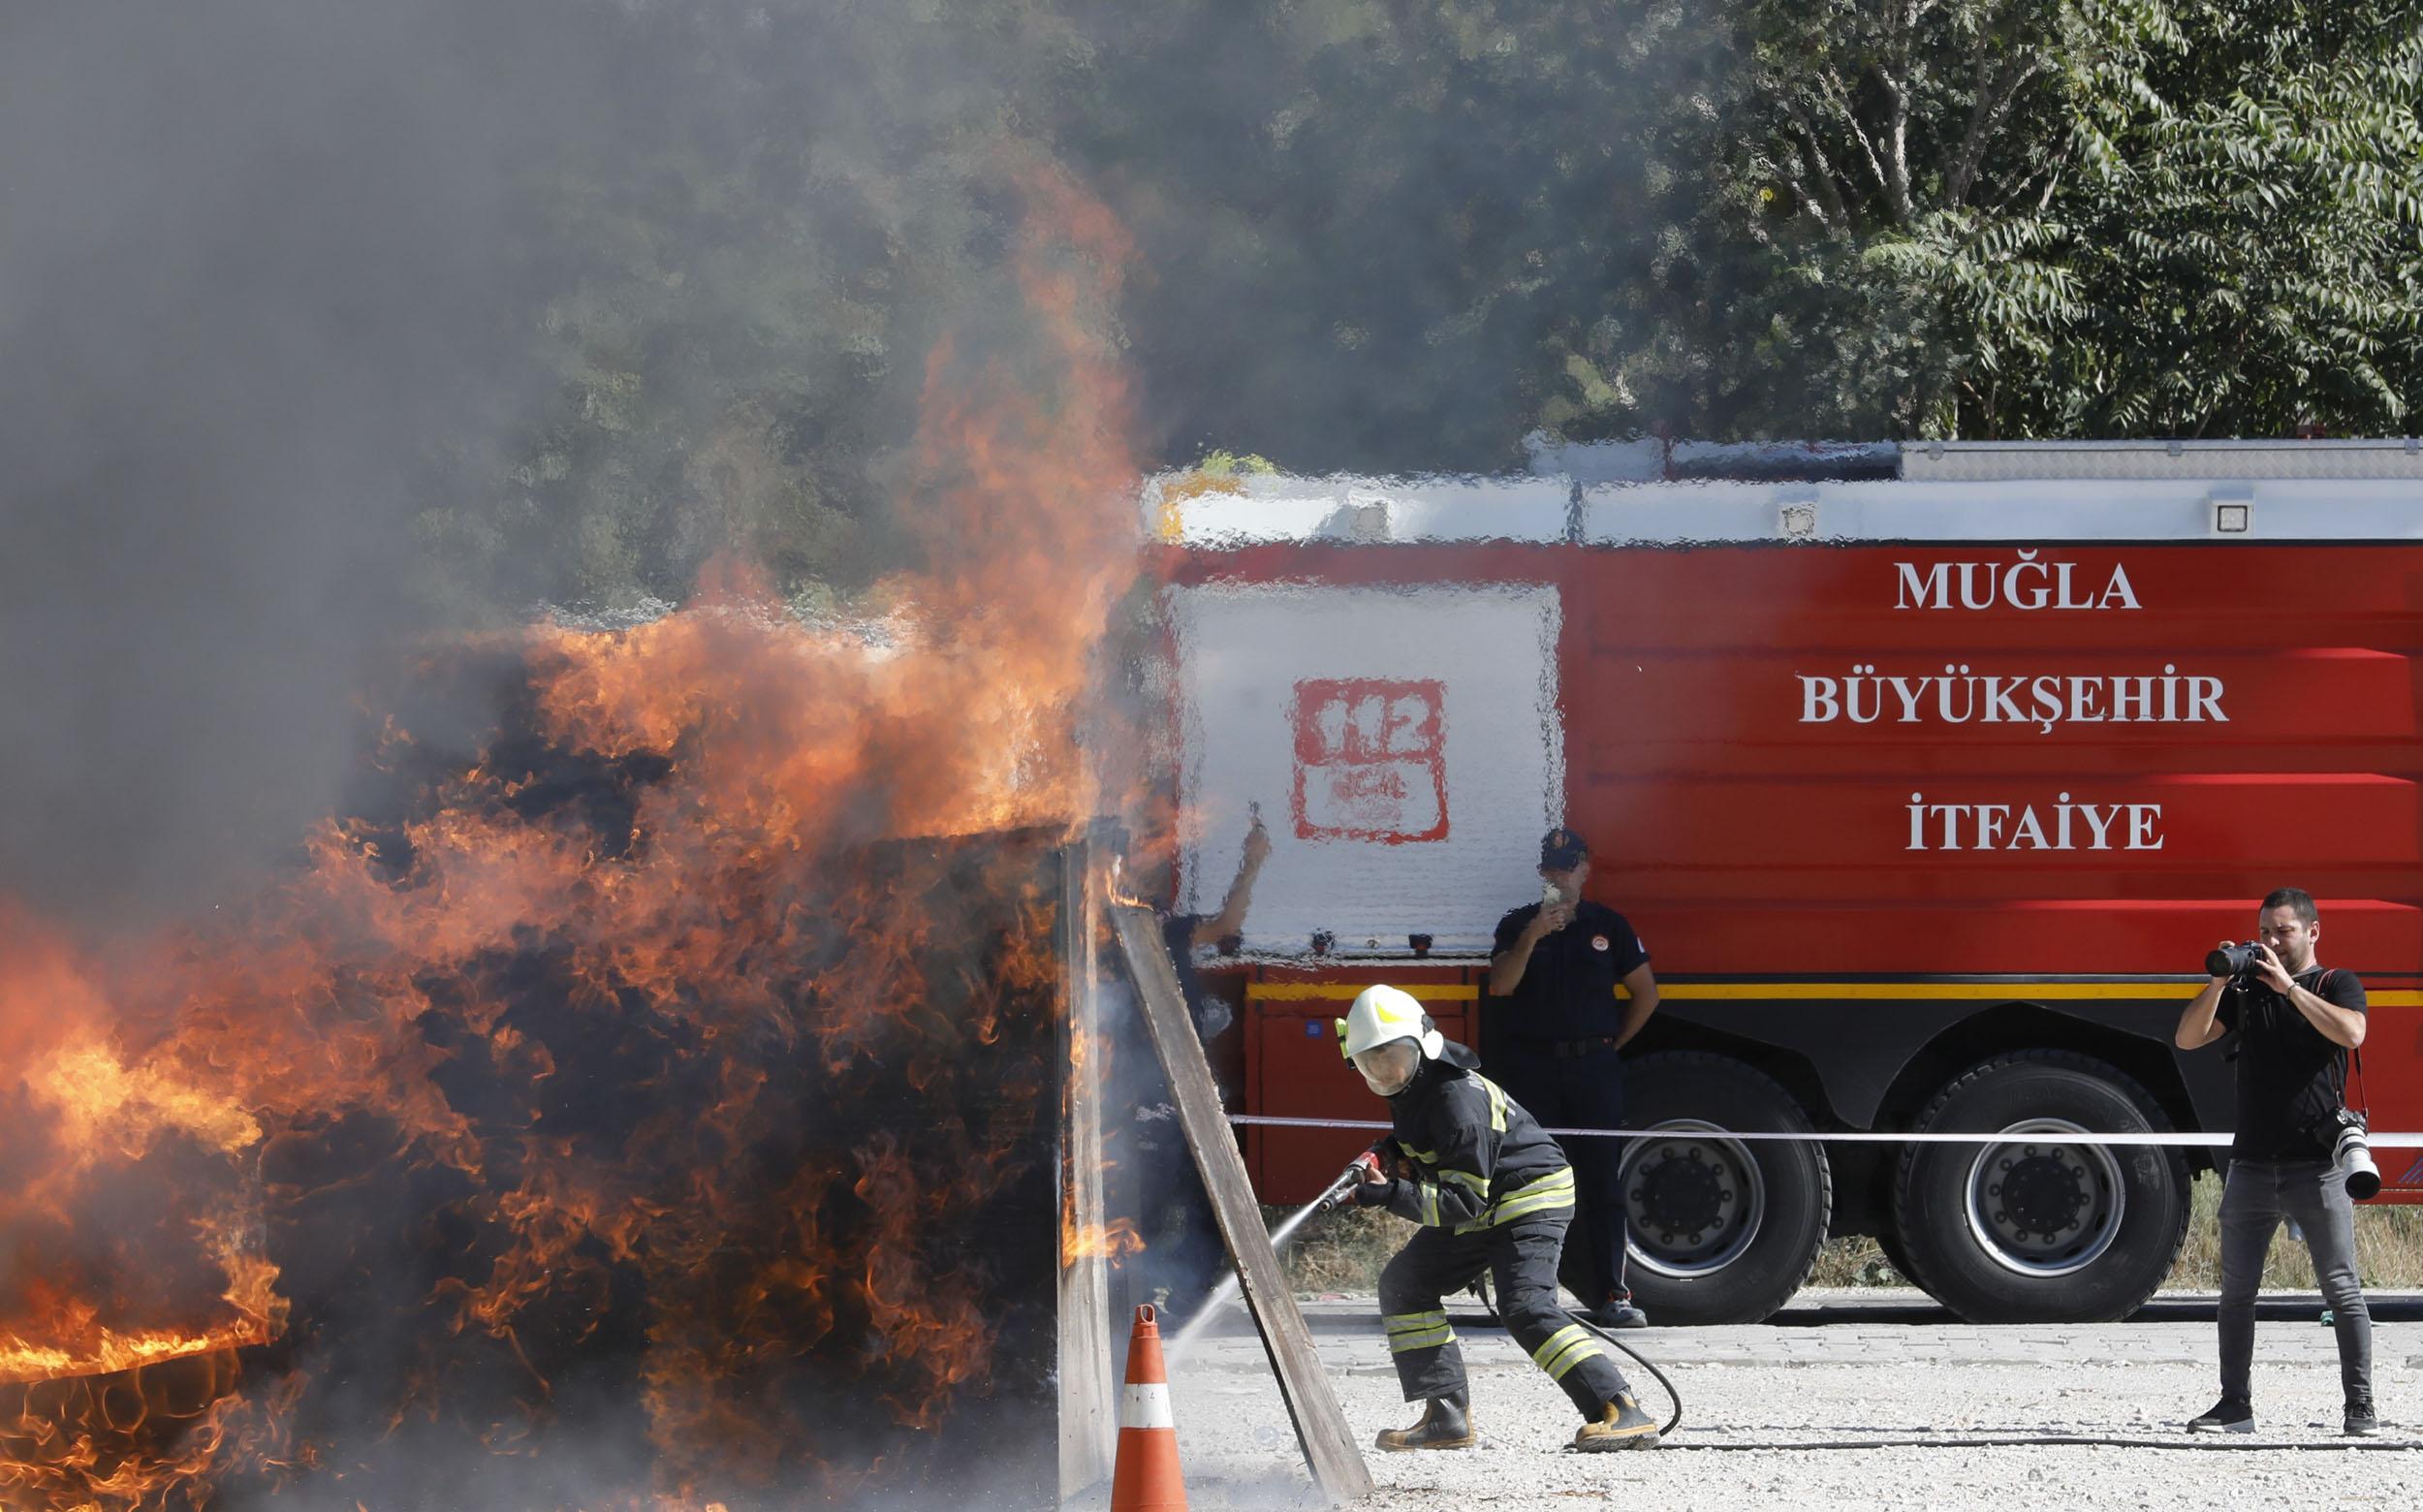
[1488,898,1650,1042]
[2215,965,2367,1161]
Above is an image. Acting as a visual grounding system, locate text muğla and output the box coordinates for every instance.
[1894,551,2141,612]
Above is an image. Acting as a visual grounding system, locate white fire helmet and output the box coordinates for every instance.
[1336,984,1445,1063]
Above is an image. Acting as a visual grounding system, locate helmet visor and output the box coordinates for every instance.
[1349,1039,1420,1097]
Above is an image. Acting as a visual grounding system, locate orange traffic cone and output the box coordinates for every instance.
[1109,1304,1187,1510]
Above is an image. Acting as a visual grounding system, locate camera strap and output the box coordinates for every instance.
[2315,966,2364,1074]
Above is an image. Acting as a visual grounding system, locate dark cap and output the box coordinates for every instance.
[1539,828,1589,869]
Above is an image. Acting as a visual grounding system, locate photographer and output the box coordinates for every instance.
[2173,887,2376,1436]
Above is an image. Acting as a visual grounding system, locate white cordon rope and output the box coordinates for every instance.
[1226,1113,2423,1148]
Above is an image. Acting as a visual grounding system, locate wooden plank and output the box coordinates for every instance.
[1057,844,1117,1497]
[1110,904,1373,1505]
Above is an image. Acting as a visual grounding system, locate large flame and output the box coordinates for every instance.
[0,165,1139,1510]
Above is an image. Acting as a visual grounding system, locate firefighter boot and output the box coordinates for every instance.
[1375,1389,1475,1451]
[1574,1393,1660,1451]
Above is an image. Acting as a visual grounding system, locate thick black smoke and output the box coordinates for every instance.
[0,3,1700,921]
[0,2,599,919]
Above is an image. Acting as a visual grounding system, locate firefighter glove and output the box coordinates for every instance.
[1349,1176,1400,1209]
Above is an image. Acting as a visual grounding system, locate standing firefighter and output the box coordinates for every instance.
[1336,984,1662,1452]
[1485,828,1657,1329]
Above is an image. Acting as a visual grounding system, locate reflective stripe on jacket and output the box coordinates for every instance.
[1382,1060,1574,1231]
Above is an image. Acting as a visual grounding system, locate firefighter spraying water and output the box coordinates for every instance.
[1332,985,1666,1452]
[1166,993,1684,1454]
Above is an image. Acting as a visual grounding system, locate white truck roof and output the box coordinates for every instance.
[1149,442,2423,547]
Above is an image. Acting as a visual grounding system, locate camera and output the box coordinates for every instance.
[2205,941,2265,979]
[2316,1108,2381,1199]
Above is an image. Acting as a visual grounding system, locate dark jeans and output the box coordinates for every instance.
[1492,1045,1630,1304]
[2217,1157,2371,1402]
[1377,1208,1628,1419]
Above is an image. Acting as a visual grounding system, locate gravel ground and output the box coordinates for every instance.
[1071,1288,2423,1510]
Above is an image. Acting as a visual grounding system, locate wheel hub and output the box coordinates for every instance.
[1637,1147,1729,1233]
[1962,1120,2124,1277]
[1621,1121,1765,1278]
[1996,1150,2088,1237]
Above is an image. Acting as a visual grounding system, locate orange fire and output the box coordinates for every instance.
[0,164,1141,1510]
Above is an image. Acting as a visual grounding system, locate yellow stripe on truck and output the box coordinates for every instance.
[1247,982,2423,1006]
[1249,983,1479,1001]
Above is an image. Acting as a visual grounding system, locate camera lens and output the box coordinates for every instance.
[2336,1125,2382,1199]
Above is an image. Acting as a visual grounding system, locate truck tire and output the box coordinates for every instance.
[1583,1054,1832,1326]
[1892,1051,2188,1324]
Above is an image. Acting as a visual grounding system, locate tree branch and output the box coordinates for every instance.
[1777,90,1852,230]
[1814,66,1899,221]
[1873,0,1924,224]
[1947,52,2048,206]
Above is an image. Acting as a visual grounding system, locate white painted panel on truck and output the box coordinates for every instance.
[1170,583,1564,957]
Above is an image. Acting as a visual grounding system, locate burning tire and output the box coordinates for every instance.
[1892,1051,2188,1324]
[1601,1054,1832,1327]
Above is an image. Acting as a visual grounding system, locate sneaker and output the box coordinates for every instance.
[1375,1390,1475,1452]
[2186,1396,2253,1433]
[1574,1393,1660,1451]
[2345,1395,2381,1437]
[1588,1296,1649,1330]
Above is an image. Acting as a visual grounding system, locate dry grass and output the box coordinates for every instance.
[1272,1203,1413,1293]
[1809,1235,1902,1287]
[2163,1171,2423,1290]
[1273,1178,2423,1298]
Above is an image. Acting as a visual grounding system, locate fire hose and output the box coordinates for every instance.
[1278,1116,2423,1450]
[1304,1150,1686,1440]
[1283,1156,2423,1452]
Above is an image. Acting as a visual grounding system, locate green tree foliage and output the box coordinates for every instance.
[409,0,2423,610]
[2038,0,2423,435]
[1546,0,2423,441]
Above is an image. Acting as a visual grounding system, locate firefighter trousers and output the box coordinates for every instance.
[1376,1207,1629,1420]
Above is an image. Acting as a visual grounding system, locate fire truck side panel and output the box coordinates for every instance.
[1167,582,1564,958]
[1158,479,2423,1320]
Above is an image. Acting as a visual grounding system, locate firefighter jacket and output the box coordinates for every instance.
[1377,1055,1576,1232]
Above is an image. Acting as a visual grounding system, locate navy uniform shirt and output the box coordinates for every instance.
[1489,899,1650,1043]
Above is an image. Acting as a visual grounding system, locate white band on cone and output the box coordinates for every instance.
[1120,1381,1175,1430]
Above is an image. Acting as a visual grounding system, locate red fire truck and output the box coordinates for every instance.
[1144,439,2422,1326]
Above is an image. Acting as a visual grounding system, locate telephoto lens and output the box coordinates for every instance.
[2204,941,2263,978]
[2333,1119,2382,1200]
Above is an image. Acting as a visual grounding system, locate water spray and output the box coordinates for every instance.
[1168,1150,1380,1357]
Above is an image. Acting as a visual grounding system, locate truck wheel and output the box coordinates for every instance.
[1594,1054,1832,1326]
[1892,1051,2188,1324]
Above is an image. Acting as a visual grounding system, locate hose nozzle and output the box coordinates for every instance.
[1311,1148,1385,1214]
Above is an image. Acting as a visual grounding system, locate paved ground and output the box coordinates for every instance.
[1071,1288,2423,1510]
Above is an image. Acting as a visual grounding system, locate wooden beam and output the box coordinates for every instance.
[1057,846,1117,1497]
[1110,904,1373,1505]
